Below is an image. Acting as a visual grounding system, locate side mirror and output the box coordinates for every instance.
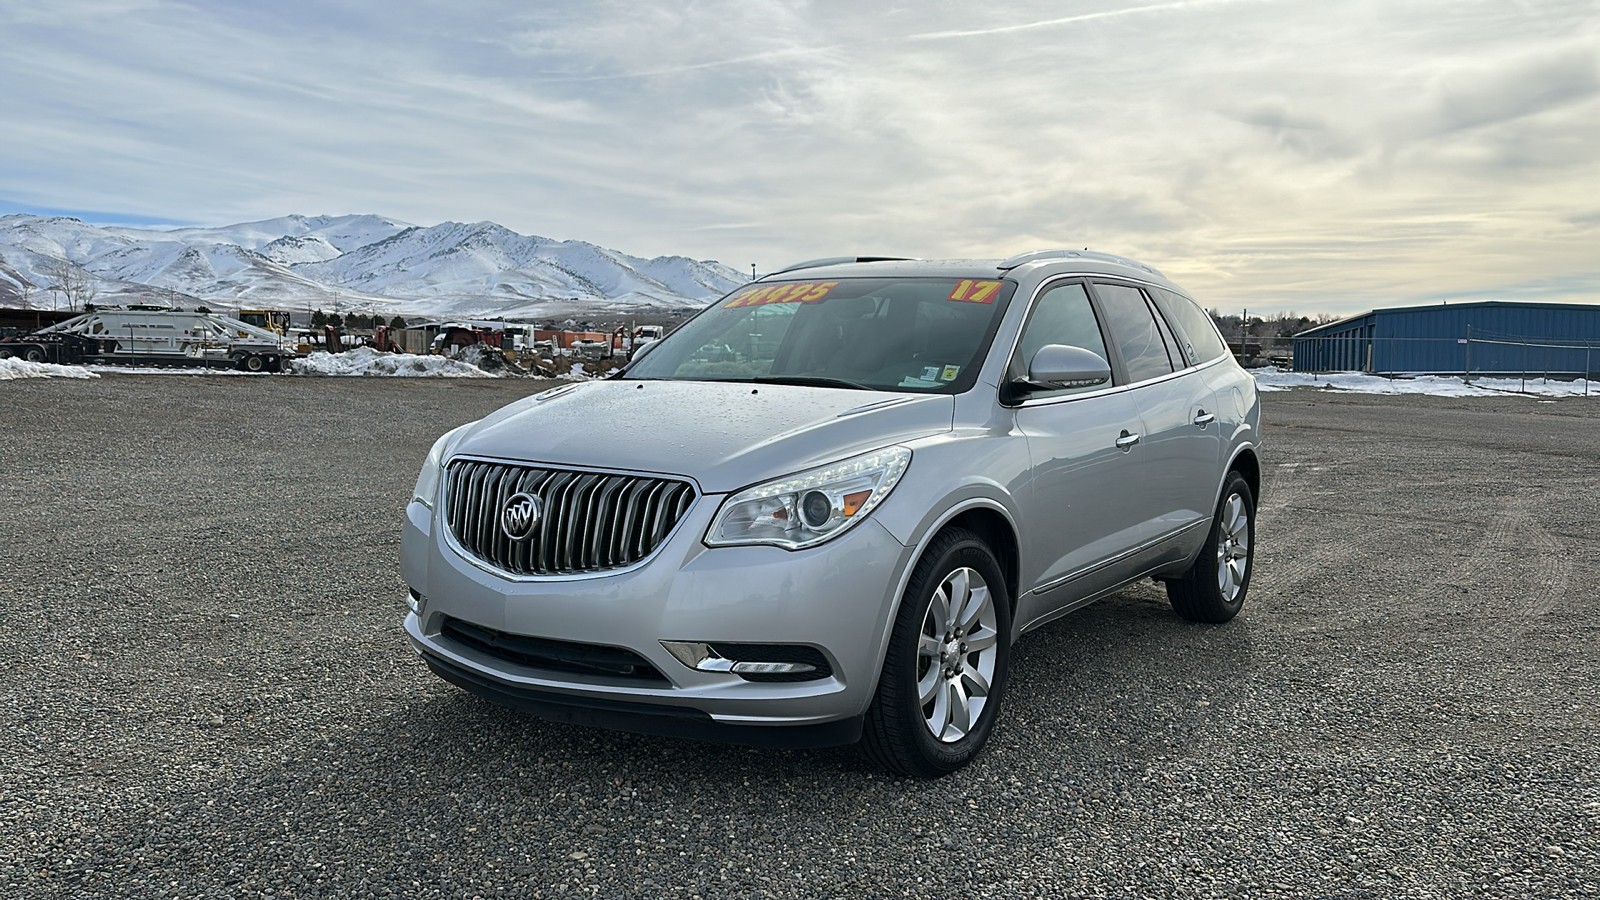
[1016,344,1112,391]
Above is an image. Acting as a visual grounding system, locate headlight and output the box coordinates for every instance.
[706,446,911,550]
[411,424,471,508]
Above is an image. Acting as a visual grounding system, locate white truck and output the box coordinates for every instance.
[629,324,667,359]
[0,307,295,372]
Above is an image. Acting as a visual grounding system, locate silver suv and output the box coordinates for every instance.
[401,250,1261,777]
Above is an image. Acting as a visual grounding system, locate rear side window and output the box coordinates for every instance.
[1094,283,1175,383]
[1151,288,1229,364]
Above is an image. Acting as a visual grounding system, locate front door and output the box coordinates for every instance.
[1008,281,1148,629]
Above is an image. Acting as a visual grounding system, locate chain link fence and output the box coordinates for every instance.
[1288,328,1598,395]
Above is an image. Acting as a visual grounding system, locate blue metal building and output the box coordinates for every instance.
[1292,301,1600,376]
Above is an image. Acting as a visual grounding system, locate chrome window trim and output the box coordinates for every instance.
[1010,349,1228,409]
[439,455,704,583]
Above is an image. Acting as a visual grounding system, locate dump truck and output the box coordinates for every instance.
[0,307,296,372]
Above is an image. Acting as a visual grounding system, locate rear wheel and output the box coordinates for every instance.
[23,346,46,363]
[240,354,266,372]
[862,527,1012,778]
[1166,471,1255,623]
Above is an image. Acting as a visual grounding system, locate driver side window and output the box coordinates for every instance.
[1014,282,1111,396]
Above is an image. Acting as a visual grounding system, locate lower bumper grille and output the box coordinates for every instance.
[441,616,667,684]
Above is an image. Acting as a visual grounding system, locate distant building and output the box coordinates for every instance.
[1292,301,1600,377]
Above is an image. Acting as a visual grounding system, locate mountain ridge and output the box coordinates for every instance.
[0,213,745,318]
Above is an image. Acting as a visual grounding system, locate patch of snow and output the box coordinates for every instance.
[290,347,500,378]
[1252,368,1597,398]
[556,362,623,381]
[81,365,265,376]
[0,357,99,380]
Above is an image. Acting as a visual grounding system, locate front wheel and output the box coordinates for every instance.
[861,527,1012,778]
[1166,472,1255,623]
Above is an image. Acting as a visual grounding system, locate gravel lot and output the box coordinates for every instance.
[2,375,1596,898]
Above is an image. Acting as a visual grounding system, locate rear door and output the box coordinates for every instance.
[1091,281,1221,550]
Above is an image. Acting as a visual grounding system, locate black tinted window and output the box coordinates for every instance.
[1094,283,1175,382]
[1150,288,1229,364]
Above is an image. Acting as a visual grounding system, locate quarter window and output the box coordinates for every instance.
[1150,288,1229,364]
[1094,283,1175,383]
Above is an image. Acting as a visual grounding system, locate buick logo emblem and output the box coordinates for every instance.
[501,492,542,540]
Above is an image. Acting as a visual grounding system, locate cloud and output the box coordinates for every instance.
[0,0,1596,315]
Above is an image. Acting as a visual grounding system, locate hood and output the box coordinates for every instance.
[451,380,954,493]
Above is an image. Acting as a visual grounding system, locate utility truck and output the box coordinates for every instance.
[0,307,295,371]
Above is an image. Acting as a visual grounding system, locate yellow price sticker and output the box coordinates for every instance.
[947,279,1002,304]
[724,281,840,309]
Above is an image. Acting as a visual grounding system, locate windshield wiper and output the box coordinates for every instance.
[749,375,872,391]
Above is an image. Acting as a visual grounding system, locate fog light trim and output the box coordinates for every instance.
[660,640,818,675]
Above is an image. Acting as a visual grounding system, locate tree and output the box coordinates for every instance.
[196,305,211,314]
[45,258,96,312]
[327,312,345,329]
[370,313,385,329]
[17,280,35,309]
[389,315,407,329]
[311,309,327,328]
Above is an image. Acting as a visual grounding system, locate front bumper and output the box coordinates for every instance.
[401,493,915,745]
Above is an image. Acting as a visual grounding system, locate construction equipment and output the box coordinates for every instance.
[0,308,295,371]
[237,309,293,335]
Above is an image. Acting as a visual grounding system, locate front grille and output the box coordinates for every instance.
[441,616,667,683]
[444,459,695,576]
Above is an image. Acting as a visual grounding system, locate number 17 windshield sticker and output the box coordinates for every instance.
[948,280,1002,303]
[723,281,841,309]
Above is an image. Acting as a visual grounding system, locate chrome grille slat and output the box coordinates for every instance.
[465,462,489,552]
[614,480,651,566]
[538,471,576,574]
[584,477,623,568]
[443,460,695,577]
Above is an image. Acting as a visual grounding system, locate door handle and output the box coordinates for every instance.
[1193,410,1215,427]
[1115,430,1141,451]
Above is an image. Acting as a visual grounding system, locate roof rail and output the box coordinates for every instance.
[766,256,914,277]
[996,248,1164,278]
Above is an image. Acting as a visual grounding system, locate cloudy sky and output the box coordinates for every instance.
[2,0,1596,315]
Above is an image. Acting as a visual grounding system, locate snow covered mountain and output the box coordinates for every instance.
[0,213,746,319]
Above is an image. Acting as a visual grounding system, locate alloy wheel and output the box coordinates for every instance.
[916,567,1000,743]
[1215,492,1251,603]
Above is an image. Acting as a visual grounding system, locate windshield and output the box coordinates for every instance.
[622,276,1016,393]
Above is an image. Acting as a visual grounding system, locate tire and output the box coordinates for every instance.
[862,527,1012,778]
[0,348,11,360]
[23,346,46,363]
[240,354,266,372]
[1166,471,1255,624]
